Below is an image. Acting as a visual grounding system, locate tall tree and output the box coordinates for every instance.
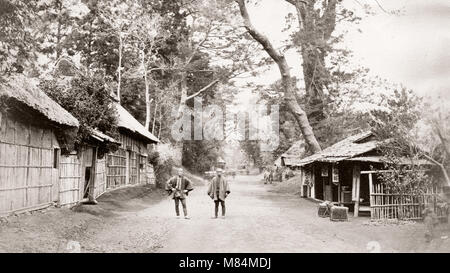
[284,0,339,126]
[0,0,39,76]
[235,0,321,153]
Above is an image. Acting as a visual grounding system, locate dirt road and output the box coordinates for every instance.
[1,174,449,252]
[158,175,450,253]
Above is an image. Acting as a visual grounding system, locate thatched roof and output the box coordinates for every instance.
[91,129,119,144]
[280,139,307,166]
[346,156,432,166]
[0,74,79,128]
[274,157,282,167]
[115,103,159,144]
[293,131,379,166]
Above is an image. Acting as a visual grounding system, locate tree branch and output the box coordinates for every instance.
[422,153,450,187]
[236,0,285,66]
[185,79,220,101]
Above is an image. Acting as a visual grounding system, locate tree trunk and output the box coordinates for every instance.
[117,34,123,103]
[55,0,63,60]
[152,102,158,134]
[286,0,338,127]
[300,47,327,125]
[178,71,188,116]
[158,106,162,139]
[141,49,151,130]
[236,0,322,153]
[173,72,188,166]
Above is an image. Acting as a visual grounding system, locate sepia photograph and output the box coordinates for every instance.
[0,0,449,263]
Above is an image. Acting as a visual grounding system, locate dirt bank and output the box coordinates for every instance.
[0,185,168,253]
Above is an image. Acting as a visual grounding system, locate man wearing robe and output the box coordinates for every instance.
[207,168,231,219]
[166,168,194,219]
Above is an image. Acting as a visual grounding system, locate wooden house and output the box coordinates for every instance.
[0,75,79,215]
[58,129,120,207]
[279,139,306,169]
[58,103,160,207]
[271,140,307,181]
[293,131,437,220]
[105,103,159,189]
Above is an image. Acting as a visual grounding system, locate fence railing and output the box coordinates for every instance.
[370,183,447,220]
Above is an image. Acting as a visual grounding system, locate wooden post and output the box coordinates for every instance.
[353,164,361,217]
[88,147,97,202]
[311,165,315,199]
[368,173,373,220]
[125,150,130,185]
[299,167,304,197]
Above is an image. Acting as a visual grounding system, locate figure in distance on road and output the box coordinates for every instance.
[207,168,231,219]
[166,168,194,219]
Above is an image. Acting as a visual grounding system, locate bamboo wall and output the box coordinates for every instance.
[0,113,156,215]
[106,133,149,188]
[370,182,446,221]
[59,147,109,205]
[94,157,106,198]
[59,153,82,207]
[0,113,59,215]
[106,148,127,188]
[130,150,138,185]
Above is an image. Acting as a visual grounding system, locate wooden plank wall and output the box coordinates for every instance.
[106,148,127,188]
[106,133,149,188]
[59,153,82,207]
[130,151,138,185]
[59,148,108,204]
[94,157,106,198]
[0,113,59,215]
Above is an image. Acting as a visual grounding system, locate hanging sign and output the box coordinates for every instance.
[321,166,328,177]
[332,165,339,185]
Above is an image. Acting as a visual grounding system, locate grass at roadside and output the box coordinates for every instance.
[267,175,302,195]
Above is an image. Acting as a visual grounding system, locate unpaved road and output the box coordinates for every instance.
[158,175,450,253]
[1,175,450,253]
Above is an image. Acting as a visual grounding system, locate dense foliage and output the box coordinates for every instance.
[369,89,435,193]
[1,0,448,189]
[40,75,119,154]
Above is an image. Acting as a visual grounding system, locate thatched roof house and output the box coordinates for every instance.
[279,139,307,167]
[295,131,378,167]
[0,75,79,128]
[105,103,159,189]
[295,131,431,167]
[0,74,80,215]
[297,131,436,220]
[115,103,159,144]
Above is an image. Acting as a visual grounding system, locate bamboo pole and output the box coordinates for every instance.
[353,164,361,217]
[369,173,373,220]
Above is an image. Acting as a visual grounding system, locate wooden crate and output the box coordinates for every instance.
[330,206,349,221]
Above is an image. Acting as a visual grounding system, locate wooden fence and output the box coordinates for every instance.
[369,183,446,220]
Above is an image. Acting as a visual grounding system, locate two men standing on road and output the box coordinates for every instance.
[207,168,231,219]
[166,168,194,219]
[166,167,231,219]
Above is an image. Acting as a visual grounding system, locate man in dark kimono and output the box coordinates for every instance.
[207,168,230,219]
[166,168,194,219]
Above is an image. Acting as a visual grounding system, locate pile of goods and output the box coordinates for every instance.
[318,201,349,222]
[330,206,349,222]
